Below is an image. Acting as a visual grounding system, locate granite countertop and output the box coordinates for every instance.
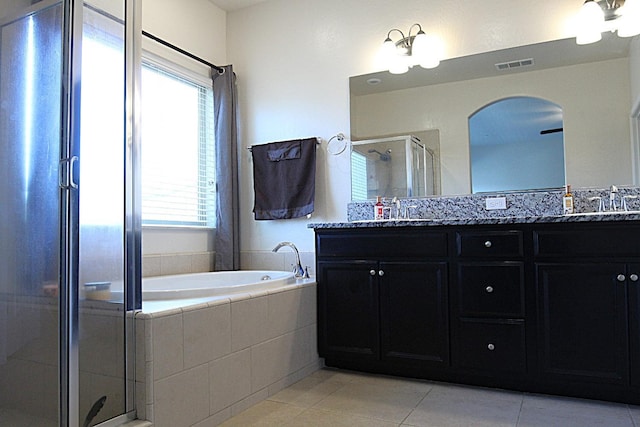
[308,212,640,229]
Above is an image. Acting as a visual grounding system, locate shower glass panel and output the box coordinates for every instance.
[0,1,136,425]
[78,2,128,425]
[0,3,63,426]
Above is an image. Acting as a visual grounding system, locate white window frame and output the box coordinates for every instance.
[140,50,216,228]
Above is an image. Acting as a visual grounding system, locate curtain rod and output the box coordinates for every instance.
[142,30,225,75]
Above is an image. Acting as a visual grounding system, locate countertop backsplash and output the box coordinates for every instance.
[347,186,640,222]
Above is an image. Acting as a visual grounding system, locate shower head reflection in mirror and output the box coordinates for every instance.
[351,132,441,200]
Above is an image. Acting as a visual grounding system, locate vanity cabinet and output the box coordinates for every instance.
[533,224,640,390]
[316,229,449,371]
[314,221,640,404]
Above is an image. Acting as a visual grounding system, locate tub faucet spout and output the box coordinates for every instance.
[272,241,305,278]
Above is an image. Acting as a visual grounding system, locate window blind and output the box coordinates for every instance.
[141,62,216,227]
[351,151,368,200]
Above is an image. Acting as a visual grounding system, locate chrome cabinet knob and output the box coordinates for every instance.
[378,270,385,277]
[630,274,639,282]
[487,343,495,351]
[370,270,376,276]
[485,286,494,293]
[484,240,492,248]
[617,274,626,282]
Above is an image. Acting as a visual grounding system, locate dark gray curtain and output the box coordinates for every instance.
[213,65,240,270]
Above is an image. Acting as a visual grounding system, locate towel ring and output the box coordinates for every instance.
[327,133,347,156]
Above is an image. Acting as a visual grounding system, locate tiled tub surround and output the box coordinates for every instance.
[142,250,316,278]
[240,250,316,277]
[135,280,320,427]
[143,251,216,278]
[347,186,640,222]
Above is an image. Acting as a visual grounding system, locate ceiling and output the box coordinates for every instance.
[208,0,268,11]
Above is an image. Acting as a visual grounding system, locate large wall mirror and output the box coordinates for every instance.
[350,32,639,199]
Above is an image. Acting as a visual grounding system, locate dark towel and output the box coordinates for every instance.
[252,138,316,220]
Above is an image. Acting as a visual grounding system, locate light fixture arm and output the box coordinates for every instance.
[385,24,425,53]
[385,28,406,44]
[407,23,425,43]
[600,0,625,20]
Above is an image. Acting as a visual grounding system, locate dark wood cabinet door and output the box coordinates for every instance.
[536,263,629,385]
[629,264,640,388]
[317,260,379,361]
[379,261,449,367]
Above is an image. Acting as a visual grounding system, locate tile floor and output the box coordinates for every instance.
[220,368,640,427]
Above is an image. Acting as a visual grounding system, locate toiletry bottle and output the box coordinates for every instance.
[374,196,384,220]
[563,185,574,215]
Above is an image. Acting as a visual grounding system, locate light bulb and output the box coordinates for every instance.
[389,54,409,74]
[411,31,429,65]
[414,33,442,69]
[575,0,604,44]
[381,36,409,74]
[380,38,396,61]
[617,0,640,37]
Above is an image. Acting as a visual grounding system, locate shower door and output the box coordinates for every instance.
[0,3,64,425]
[77,2,132,425]
[0,1,138,426]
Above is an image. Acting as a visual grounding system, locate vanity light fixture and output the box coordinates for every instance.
[381,23,442,74]
[575,0,640,45]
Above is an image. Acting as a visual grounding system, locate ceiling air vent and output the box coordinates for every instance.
[495,58,534,71]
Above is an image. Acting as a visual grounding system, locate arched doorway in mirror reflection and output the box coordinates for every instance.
[469,96,566,194]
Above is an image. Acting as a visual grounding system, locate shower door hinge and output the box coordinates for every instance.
[59,156,79,189]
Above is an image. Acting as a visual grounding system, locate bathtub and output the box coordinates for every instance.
[141,270,297,300]
[136,271,320,426]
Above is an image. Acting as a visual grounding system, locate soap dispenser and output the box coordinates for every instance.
[563,185,574,215]
[374,196,384,220]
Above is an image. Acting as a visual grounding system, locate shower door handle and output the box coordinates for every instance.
[69,156,79,189]
[59,156,79,190]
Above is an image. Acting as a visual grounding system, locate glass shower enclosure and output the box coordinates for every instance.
[0,1,139,425]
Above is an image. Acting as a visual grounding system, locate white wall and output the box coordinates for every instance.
[226,0,585,253]
[141,0,226,65]
[631,36,640,105]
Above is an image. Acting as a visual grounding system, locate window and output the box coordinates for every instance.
[351,151,368,200]
[141,60,216,227]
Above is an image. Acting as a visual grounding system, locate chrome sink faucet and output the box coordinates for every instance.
[392,197,402,219]
[610,185,619,211]
[272,241,305,278]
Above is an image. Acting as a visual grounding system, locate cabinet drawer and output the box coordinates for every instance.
[534,226,640,258]
[457,263,524,318]
[456,319,526,374]
[316,230,448,258]
[457,231,523,257]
